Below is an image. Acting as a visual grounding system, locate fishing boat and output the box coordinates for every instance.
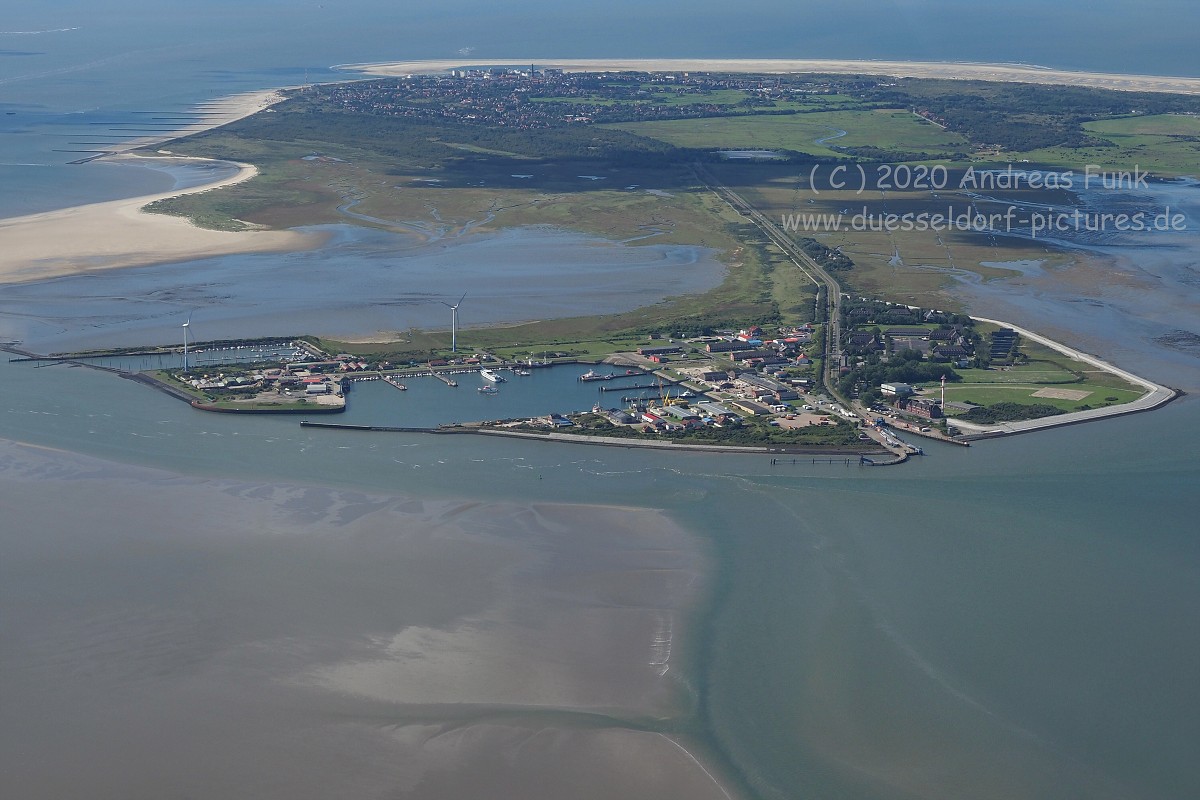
[477,385,499,395]
[521,353,552,368]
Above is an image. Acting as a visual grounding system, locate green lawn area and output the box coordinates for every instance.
[436,141,535,158]
[608,110,968,157]
[774,94,865,109]
[1015,339,1146,391]
[530,95,625,107]
[487,335,655,361]
[933,383,1144,412]
[1011,114,1200,177]
[916,326,1148,411]
[1086,114,1200,137]
[957,361,1078,384]
[963,324,1146,394]
[643,88,752,107]
[531,88,753,107]
[905,324,1149,413]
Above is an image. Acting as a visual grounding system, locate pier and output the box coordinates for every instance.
[771,456,859,466]
[297,420,901,460]
[598,381,673,392]
[770,452,909,466]
[300,422,434,433]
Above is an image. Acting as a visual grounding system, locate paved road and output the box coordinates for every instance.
[689,168,1176,443]
[692,163,844,388]
[694,165,920,460]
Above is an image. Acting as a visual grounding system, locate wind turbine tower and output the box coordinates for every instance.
[181,314,191,372]
[441,293,466,353]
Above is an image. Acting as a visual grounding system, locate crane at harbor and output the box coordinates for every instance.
[657,374,676,406]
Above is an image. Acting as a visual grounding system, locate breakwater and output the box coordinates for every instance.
[297,421,894,459]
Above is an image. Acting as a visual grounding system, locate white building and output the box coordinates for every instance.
[880,382,914,397]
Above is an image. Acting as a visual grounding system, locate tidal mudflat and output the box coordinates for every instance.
[0,439,725,800]
[0,223,725,353]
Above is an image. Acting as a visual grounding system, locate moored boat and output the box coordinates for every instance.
[479,368,506,383]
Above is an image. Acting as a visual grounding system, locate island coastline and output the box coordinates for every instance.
[2,67,1186,446]
[0,88,318,286]
[343,58,1200,95]
[0,155,320,285]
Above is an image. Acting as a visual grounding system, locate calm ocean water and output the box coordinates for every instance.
[1,349,1197,800]
[3,4,1199,799]
[3,1,1199,214]
[0,224,725,351]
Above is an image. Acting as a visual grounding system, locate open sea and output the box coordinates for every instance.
[2,4,1199,799]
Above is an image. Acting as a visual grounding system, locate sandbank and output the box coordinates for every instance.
[0,155,315,284]
[0,438,726,798]
[0,88,315,286]
[344,58,1200,95]
[89,87,292,157]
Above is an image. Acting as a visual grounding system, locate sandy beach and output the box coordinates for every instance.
[7,58,1193,287]
[104,88,293,156]
[0,157,315,284]
[0,88,314,286]
[346,58,1200,95]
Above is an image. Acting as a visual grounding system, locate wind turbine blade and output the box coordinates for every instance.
[457,292,467,306]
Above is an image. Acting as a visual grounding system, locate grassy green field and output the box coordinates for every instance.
[957,362,1078,384]
[141,80,1191,372]
[912,334,1146,411]
[532,89,868,113]
[608,110,968,156]
[935,383,1143,412]
[1087,113,1200,137]
[702,163,1065,307]
[533,88,755,107]
[146,105,795,358]
[1011,113,1200,177]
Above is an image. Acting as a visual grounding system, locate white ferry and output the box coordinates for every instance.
[479,368,506,383]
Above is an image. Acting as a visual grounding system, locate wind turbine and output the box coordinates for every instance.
[441,292,466,353]
[181,313,192,373]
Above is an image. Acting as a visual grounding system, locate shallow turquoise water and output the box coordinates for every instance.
[2,352,1197,799]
